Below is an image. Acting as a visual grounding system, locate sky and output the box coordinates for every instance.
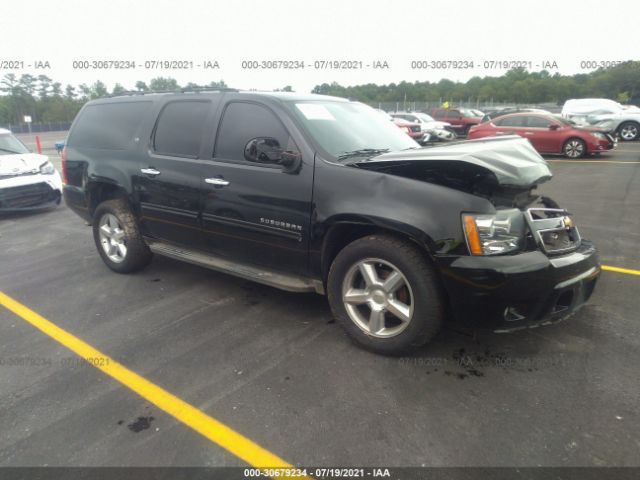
[2,0,639,93]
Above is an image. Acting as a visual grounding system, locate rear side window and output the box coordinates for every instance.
[434,110,445,118]
[495,116,526,127]
[153,101,211,158]
[447,110,461,119]
[526,116,552,128]
[214,102,292,163]
[69,101,151,150]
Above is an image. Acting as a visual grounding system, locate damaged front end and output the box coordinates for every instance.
[350,135,552,209]
[349,136,600,332]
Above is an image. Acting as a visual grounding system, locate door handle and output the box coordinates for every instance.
[205,178,230,187]
[140,168,161,176]
[524,131,534,135]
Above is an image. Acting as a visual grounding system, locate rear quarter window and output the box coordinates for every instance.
[68,101,152,150]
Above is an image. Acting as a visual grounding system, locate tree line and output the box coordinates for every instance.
[1,61,638,125]
[0,76,229,125]
[312,61,640,106]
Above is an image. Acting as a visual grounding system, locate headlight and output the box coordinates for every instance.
[462,209,526,255]
[591,132,607,140]
[39,161,55,175]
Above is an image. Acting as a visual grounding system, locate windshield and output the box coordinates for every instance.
[0,133,30,155]
[461,108,480,117]
[288,101,417,159]
[416,113,435,122]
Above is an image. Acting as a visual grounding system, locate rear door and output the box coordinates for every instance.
[493,115,527,138]
[137,98,217,248]
[199,99,313,276]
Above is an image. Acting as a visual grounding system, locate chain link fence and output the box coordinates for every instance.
[370,101,562,114]
[0,122,73,134]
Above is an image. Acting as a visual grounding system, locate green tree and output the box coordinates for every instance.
[135,81,149,92]
[149,77,179,91]
[112,83,127,95]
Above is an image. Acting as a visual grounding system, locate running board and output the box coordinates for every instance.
[147,240,324,294]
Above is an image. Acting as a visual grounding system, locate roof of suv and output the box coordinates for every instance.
[97,90,349,104]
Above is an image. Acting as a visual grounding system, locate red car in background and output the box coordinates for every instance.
[430,107,482,136]
[391,117,427,144]
[467,112,616,158]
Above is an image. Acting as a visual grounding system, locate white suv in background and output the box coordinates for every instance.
[562,98,640,141]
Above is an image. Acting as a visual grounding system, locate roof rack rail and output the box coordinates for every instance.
[106,87,239,98]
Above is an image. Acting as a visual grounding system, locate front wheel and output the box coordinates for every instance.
[92,198,152,273]
[618,121,640,141]
[327,235,444,355]
[563,138,586,158]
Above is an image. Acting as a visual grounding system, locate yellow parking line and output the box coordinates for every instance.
[546,160,640,164]
[602,265,640,276]
[0,291,308,478]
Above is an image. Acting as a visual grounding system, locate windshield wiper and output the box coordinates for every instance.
[337,148,389,161]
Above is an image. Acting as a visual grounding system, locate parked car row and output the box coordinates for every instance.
[390,112,457,142]
[430,107,483,136]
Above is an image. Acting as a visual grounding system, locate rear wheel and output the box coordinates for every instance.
[562,138,586,158]
[327,235,444,355]
[92,199,152,273]
[618,121,639,141]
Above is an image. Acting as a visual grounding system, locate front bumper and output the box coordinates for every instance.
[436,241,600,331]
[586,134,616,153]
[0,173,63,212]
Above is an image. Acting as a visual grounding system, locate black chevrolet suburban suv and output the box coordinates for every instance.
[63,89,600,354]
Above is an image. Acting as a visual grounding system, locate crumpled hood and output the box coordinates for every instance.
[352,136,552,188]
[0,153,49,176]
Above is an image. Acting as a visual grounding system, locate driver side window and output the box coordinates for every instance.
[214,102,296,164]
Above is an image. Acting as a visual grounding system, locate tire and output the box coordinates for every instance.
[327,235,444,355]
[617,121,640,141]
[562,138,586,158]
[92,198,152,273]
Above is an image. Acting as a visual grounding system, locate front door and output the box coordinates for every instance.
[523,115,563,153]
[200,101,313,276]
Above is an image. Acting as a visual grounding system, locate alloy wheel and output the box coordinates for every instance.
[98,213,127,263]
[620,124,638,141]
[341,258,414,338]
[564,140,584,158]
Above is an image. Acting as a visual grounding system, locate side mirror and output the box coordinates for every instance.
[549,124,560,131]
[244,137,302,173]
[244,137,282,163]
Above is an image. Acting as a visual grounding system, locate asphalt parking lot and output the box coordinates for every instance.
[1,135,639,469]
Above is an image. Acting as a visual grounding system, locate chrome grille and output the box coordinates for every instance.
[524,207,581,254]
